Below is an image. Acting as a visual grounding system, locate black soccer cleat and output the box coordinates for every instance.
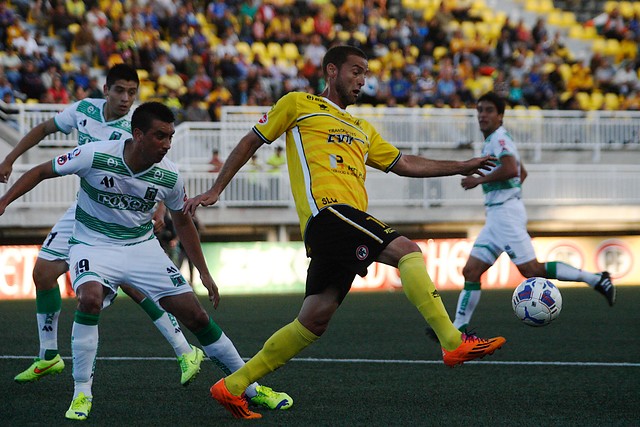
[594,271,616,307]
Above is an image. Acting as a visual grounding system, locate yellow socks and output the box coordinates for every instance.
[398,252,462,351]
[226,318,319,396]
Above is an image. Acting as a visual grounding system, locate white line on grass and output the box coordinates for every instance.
[1,355,639,367]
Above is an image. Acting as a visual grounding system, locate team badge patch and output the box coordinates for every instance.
[258,113,268,124]
[144,187,158,200]
[356,245,369,260]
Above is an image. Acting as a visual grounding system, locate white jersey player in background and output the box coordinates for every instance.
[0,64,204,386]
[451,91,615,332]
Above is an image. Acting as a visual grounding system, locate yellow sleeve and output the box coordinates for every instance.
[364,120,401,172]
[253,92,299,143]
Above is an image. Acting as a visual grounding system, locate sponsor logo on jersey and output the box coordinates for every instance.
[56,148,82,165]
[258,113,268,124]
[97,193,155,212]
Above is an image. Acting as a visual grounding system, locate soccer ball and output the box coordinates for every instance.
[512,277,562,326]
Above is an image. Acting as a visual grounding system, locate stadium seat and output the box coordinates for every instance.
[604,92,620,110]
[433,46,448,61]
[575,92,591,110]
[591,92,604,110]
[267,42,282,59]
[236,41,252,60]
[282,43,300,61]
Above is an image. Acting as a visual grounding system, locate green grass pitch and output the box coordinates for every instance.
[1,287,639,426]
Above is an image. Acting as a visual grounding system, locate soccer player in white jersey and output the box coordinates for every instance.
[0,64,204,386]
[0,102,292,420]
[451,91,616,332]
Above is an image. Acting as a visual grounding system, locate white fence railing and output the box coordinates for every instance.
[4,164,639,211]
[4,103,640,164]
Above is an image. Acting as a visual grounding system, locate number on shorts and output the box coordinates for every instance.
[75,258,90,275]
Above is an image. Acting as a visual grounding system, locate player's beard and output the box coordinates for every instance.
[335,78,356,108]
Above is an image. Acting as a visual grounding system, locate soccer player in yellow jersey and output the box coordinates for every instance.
[184,45,507,419]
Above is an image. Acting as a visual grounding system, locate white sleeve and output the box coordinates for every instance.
[52,101,81,135]
[52,145,93,177]
[164,174,187,211]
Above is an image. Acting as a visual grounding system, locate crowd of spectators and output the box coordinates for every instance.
[0,0,639,121]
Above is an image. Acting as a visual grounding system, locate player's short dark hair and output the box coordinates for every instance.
[322,45,368,76]
[477,91,506,115]
[132,102,175,133]
[106,64,140,88]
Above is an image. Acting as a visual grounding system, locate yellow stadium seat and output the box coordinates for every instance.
[282,43,300,61]
[236,41,252,59]
[547,10,563,26]
[433,46,448,61]
[575,92,591,110]
[591,92,604,110]
[568,24,584,39]
[136,69,149,81]
[558,63,572,83]
[583,26,598,39]
[604,92,620,110]
[604,38,621,58]
[618,1,634,18]
[251,41,267,58]
[561,11,576,27]
[353,31,368,44]
[592,38,606,55]
[267,42,282,59]
[139,81,156,101]
[604,1,618,14]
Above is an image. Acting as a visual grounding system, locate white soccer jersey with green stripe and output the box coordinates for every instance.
[480,125,522,206]
[52,140,185,246]
[53,98,132,145]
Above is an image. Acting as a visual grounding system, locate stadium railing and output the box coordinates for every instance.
[2,163,639,229]
[4,103,640,164]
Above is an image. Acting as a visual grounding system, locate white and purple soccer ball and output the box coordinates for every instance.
[512,277,562,326]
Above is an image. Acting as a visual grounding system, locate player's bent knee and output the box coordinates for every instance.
[33,259,68,290]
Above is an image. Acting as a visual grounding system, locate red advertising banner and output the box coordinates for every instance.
[1,236,638,299]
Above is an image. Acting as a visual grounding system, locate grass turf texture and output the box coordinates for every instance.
[1,287,639,426]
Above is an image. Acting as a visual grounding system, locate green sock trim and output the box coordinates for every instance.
[545,262,558,278]
[44,349,59,360]
[194,317,223,346]
[463,281,481,291]
[137,298,165,321]
[35,286,62,313]
[74,311,100,326]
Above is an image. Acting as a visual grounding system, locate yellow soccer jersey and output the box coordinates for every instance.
[253,92,401,235]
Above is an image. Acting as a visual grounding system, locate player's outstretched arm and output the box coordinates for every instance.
[461,154,519,190]
[171,209,220,308]
[0,119,58,182]
[183,131,264,215]
[0,161,57,215]
[390,154,496,178]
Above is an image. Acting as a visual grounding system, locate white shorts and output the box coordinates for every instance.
[38,204,77,263]
[469,198,537,266]
[69,238,193,305]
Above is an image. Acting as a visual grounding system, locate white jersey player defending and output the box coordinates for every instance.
[452,91,615,332]
[0,102,292,420]
[0,64,203,386]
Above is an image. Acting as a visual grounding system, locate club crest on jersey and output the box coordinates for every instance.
[258,113,268,124]
[109,131,123,140]
[144,187,158,201]
[356,245,369,260]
